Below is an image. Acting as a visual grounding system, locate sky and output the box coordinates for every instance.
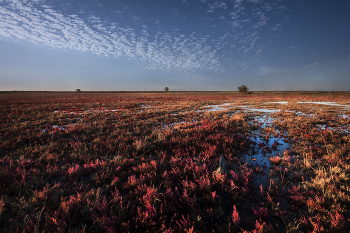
[1,0,350,91]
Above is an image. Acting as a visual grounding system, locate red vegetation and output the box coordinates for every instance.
[0,92,349,232]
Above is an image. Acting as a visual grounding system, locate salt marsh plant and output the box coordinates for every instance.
[0,92,349,232]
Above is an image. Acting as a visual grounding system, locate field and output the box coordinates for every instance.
[1,92,350,232]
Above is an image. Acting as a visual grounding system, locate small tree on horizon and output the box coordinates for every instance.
[76,89,81,93]
[238,85,248,93]
[164,87,169,92]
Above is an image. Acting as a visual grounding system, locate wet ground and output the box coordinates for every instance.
[196,101,350,190]
[45,101,349,191]
[3,92,350,232]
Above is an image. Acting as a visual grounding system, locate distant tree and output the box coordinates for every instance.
[76,89,81,93]
[164,87,169,92]
[238,85,248,93]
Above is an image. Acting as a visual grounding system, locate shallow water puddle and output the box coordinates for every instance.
[250,115,275,127]
[52,125,66,130]
[162,119,197,129]
[317,124,350,134]
[264,101,288,104]
[247,133,290,168]
[199,103,232,112]
[53,108,122,114]
[297,101,350,108]
[245,115,291,187]
[340,114,350,119]
[244,108,280,113]
[199,103,282,114]
[141,105,153,109]
[42,123,79,133]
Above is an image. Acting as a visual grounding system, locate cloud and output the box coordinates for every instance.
[247,0,260,3]
[269,23,281,31]
[0,0,224,74]
[253,11,267,28]
[208,1,227,11]
[0,0,293,77]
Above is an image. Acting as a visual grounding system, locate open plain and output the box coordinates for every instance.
[0,92,350,232]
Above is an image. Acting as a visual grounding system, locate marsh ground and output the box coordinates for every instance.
[0,92,349,232]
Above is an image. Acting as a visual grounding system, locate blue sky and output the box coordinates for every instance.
[1,0,350,91]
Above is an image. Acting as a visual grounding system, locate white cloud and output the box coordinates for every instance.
[247,0,260,3]
[208,1,227,11]
[0,0,224,74]
[253,11,267,28]
[0,0,293,77]
[269,23,281,30]
[263,3,273,11]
